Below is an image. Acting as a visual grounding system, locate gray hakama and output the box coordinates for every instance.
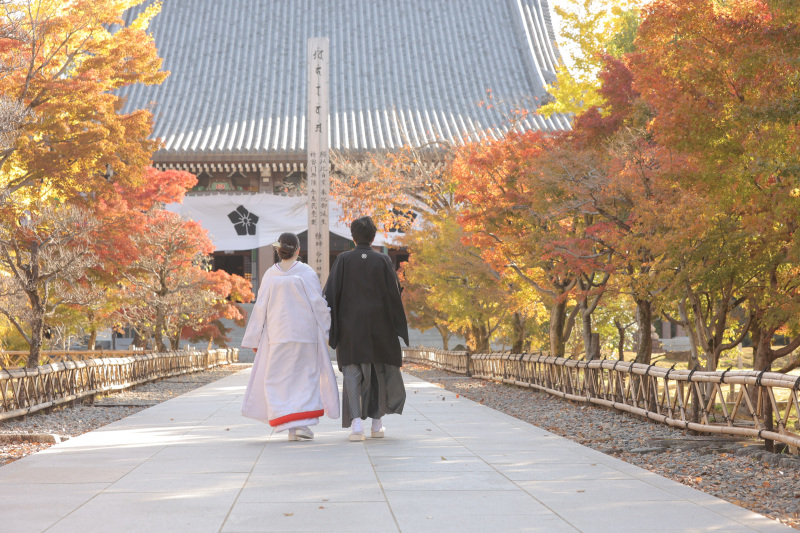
[341,363,405,428]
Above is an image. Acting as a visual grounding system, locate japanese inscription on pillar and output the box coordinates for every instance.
[307,37,330,285]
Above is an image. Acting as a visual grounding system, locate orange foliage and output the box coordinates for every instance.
[0,0,167,203]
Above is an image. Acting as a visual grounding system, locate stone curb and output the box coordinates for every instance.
[0,433,69,444]
[735,446,800,470]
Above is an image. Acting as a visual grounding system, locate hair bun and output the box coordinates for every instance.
[273,232,300,260]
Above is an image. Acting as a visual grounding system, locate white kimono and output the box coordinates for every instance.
[241,261,340,431]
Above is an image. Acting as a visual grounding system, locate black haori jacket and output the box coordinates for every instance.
[323,244,409,370]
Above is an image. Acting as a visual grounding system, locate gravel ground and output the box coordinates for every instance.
[0,363,249,466]
[402,363,800,530]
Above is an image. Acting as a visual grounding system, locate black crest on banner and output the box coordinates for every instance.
[228,205,259,236]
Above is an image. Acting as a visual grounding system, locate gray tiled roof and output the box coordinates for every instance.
[119,0,570,161]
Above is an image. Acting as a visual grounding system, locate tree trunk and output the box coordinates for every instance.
[474,323,490,353]
[86,309,97,350]
[580,307,600,360]
[580,301,592,359]
[27,312,45,369]
[633,298,653,364]
[752,333,774,451]
[549,298,568,358]
[131,329,145,349]
[752,328,773,377]
[468,324,491,353]
[614,319,626,361]
[87,328,97,351]
[154,306,166,352]
[749,323,776,451]
[677,299,702,371]
[435,323,450,351]
[511,312,526,354]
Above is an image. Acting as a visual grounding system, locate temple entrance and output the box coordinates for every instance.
[212,250,252,281]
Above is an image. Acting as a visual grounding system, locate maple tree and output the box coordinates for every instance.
[654,202,756,372]
[400,215,513,353]
[70,166,201,350]
[0,1,189,361]
[453,129,601,358]
[115,209,211,351]
[177,269,253,350]
[0,202,100,367]
[0,0,166,206]
[629,0,800,373]
[85,165,253,352]
[330,109,456,234]
[399,270,454,350]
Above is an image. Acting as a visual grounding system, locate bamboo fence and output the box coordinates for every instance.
[0,348,238,422]
[402,347,471,375]
[1,350,155,368]
[404,348,800,453]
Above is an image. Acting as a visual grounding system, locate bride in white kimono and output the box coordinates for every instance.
[241,233,339,440]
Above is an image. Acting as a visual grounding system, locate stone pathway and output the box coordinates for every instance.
[402,363,800,529]
[0,369,791,532]
[0,365,245,467]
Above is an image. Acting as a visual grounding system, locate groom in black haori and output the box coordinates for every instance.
[324,216,409,441]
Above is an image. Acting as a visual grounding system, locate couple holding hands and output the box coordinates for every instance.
[240,216,408,442]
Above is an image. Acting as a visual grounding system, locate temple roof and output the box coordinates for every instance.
[119,0,571,163]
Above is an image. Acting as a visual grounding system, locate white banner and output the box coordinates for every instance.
[164,194,408,252]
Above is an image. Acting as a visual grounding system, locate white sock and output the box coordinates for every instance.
[351,418,363,433]
[371,418,382,432]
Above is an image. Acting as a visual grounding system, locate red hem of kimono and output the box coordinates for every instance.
[269,409,325,427]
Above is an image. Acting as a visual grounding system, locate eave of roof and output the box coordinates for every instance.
[119,0,572,160]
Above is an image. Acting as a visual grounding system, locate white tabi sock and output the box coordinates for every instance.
[351,418,363,434]
[371,418,382,432]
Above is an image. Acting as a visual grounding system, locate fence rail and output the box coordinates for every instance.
[1,350,155,368]
[0,348,238,422]
[402,347,471,375]
[404,348,800,453]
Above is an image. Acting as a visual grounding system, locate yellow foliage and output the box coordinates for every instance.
[539,0,643,117]
[0,0,167,208]
[129,1,162,31]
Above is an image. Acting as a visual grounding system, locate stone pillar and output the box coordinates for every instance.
[256,245,274,296]
[307,37,330,286]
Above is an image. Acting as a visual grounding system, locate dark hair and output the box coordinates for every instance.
[351,216,377,245]
[274,232,300,261]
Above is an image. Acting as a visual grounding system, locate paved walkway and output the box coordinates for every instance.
[0,369,791,533]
